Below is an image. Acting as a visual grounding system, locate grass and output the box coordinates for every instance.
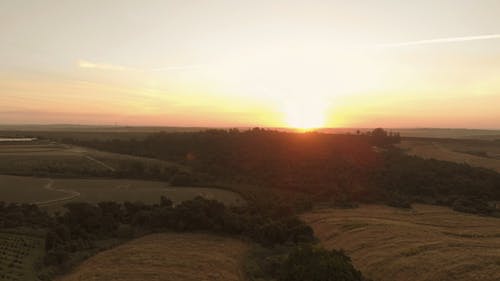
[0,175,61,203]
[0,232,45,281]
[398,140,500,172]
[0,175,245,211]
[0,141,187,177]
[302,204,500,281]
[0,141,243,209]
[0,141,109,176]
[55,233,249,281]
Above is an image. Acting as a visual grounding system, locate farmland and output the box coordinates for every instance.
[56,233,249,281]
[2,128,500,281]
[398,139,500,172]
[0,175,244,208]
[0,140,244,209]
[0,140,187,177]
[302,204,500,281]
[0,232,45,281]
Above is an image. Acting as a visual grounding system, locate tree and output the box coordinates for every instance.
[279,245,364,281]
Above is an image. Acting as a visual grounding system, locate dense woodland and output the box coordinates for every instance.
[60,128,500,214]
[61,128,396,197]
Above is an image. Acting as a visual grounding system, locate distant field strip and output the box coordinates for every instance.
[0,141,188,176]
[83,155,116,171]
[303,204,500,281]
[399,140,500,172]
[0,175,244,208]
[57,233,249,281]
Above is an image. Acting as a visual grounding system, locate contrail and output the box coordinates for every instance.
[77,59,202,72]
[375,34,500,48]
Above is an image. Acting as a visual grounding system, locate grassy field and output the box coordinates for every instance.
[396,129,500,140]
[0,232,45,281]
[56,233,249,281]
[0,140,188,177]
[398,140,500,172]
[302,204,500,281]
[0,175,244,208]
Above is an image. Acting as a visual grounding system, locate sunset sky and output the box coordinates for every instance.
[1,0,500,129]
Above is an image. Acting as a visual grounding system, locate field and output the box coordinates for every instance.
[0,175,244,208]
[302,204,500,281]
[0,232,45,281]
[0,140,244,208]
[0,140,188,176]
[398,139,500,172]
[396,128,500,140]
[56,233,249,281]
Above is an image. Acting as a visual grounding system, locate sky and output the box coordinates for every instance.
[1,0,500,129]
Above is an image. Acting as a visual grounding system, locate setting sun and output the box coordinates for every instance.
[283,100,327,130]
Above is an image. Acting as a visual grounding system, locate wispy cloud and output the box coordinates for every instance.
[375,34,500,48]
[77,60,137,71]
[77,60,202,72]
[151,65,203,72]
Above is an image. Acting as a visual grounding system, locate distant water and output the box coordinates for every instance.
[0,137,36,142]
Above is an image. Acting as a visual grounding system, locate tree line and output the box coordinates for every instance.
[60,128,500,214]
[0,196,368,281]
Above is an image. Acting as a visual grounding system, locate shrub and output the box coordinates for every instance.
[279,245,364,281]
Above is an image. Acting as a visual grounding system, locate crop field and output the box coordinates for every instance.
[396,128,500,140]
[0,140,187,176]
[302,204,500,281]
[0,141,105,176]
[398,140,500,172]
[0,232,44,281]
[56,233,249,281]
[0,175,244,208]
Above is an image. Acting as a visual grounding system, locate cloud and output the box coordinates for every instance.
[151,65,203,72]
[77,60,202,72]
[375,34,500,48]
[77,60,137,71]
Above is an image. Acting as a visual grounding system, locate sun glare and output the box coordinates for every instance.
[283,100,327,130]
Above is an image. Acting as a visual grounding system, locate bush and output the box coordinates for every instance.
[170,173,194,186]
[279,245,365,281]
[452,197,493,215]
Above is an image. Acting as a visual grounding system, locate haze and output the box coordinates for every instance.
[1,0,500,129]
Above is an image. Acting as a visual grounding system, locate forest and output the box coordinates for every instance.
[59,128,500,214]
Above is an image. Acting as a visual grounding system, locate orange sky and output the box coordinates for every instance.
[1,1,500,129]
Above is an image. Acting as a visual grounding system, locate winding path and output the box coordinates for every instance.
[34,179,81,206]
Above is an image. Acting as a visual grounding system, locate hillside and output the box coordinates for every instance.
[302,204,500,281]
[398,140,500,173]
[57,233,249,281]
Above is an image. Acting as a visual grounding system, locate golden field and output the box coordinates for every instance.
[57,233,249,281]
[398,140,500,173]
[302,204,500,281]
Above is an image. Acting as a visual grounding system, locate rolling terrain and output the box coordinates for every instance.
[56,233,249,281]
[302,204,500,281]
[398,140,500,172]
[0,140,187,176]
[0,174,244,208]
[0,140,244,209]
